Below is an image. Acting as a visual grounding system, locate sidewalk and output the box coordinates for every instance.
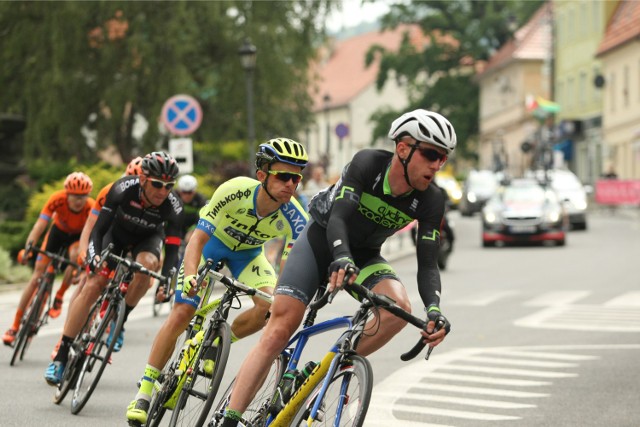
[589,204,640,221]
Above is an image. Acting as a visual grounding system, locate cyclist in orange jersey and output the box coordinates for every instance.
[2,172,94,346]
[47,158,144,360]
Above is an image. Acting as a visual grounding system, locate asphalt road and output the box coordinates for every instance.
[0,207,638,426]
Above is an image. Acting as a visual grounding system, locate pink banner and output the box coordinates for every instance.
[595,179,640,205]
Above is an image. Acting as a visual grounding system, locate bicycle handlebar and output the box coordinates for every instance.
[25,242,80,270]
[102,245,171,284]
[195,258,273,304]
[308,279,447,361]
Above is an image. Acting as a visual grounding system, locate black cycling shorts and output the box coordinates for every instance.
[275,219,399,306]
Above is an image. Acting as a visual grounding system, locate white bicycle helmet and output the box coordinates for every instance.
[388,109,457,154]
[177,174,198,192]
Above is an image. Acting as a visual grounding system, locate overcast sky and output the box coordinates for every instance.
[325,0,392,33]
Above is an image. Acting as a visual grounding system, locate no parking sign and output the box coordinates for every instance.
[161,95,202,136]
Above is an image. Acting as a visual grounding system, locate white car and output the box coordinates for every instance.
[530,169,589,230]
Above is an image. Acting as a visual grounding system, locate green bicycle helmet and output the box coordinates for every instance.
[255,138,308,170]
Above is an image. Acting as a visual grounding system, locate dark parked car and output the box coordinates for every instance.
[482,178,567,247]
[459,170,499,216]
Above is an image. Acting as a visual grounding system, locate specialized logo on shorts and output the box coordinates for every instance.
[358,193,413,229]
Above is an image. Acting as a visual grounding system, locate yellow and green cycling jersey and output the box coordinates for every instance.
[196,176,308,261]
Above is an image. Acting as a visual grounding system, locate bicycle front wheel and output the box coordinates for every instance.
[10,280,49,366]
[70,295,125,415]
[291,355,373,427]
[210,353,286,427]
[169,322,231,427]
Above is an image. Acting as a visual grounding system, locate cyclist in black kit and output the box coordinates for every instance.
[45,152,184,386]
[217,109,457,426]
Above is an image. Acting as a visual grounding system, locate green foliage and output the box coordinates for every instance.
[0,246,32,284]
[0,1,335,168]
[368,0,544,157]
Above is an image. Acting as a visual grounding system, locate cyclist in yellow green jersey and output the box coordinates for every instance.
[126,138,309,425]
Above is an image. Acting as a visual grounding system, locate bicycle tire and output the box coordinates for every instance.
[169,321,231,427]
[70,295,125,414]
[146,327,192,426]
[210,353,286,427]
[53,297,101,405]
[290,355,373,427]
[10,280,48,366]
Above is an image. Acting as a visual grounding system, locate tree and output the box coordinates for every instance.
[366,0,543,157]
[0,0,335,172]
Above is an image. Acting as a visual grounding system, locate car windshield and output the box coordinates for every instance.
[551,173,582,191]
[502,185,545,203]
[469,173,498,191]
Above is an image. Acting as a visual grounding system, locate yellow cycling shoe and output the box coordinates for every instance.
[126,398,150,425]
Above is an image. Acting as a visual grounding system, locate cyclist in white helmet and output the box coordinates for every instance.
[216,109,455,427]
[175,174,208,243]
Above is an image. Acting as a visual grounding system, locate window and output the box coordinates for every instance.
[610,72,616,112]
[580,71,587,107]
[624,65,629,108]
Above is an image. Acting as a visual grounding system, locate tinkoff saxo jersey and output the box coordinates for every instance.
[196,177,308,260]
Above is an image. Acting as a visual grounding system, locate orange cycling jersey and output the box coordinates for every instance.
[91,183,113,217]
[40,190,94,234]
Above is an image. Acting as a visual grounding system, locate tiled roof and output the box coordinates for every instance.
[312,25,428,111]
[596,0,640,56]
[476,2,552,77]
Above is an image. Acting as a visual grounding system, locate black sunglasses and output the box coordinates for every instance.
[148,178,176,190]
[268,170,303,184]
[414,145,447,163]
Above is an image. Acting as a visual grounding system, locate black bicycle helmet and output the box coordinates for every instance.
[141,151,180,181]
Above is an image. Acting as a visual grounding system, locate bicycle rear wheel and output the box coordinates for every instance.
[210,353,286,427]
[10,281,48,366]
[169,322,231,427]
[70,295,125,414]
[291,355,373,427]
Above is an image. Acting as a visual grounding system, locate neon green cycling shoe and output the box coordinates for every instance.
[203,358,215,377]
[126,398,150,426]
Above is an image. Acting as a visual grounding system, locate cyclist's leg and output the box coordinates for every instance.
[127,259,202,423]
[221,220,328,426]
[351,256,410,356]
[227,249,277,340]
[46,272,108,385]
[50,238,81,318]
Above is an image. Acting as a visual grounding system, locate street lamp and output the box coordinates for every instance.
[239,38,257,174]
[323,93,331,168]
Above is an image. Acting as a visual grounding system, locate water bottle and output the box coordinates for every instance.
[268,368,298,416]
[178,330,204,373]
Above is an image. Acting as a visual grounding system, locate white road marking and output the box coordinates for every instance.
[515,305,640,332]
[412,383,549,398]
[451,290,517,306]
[604,291,640,307]
[465,355,578,368]
[423,372,552,386]
[438,364,577,378]
[392,403,521,421]
[400,391,537,408]
[524,291,591,306]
